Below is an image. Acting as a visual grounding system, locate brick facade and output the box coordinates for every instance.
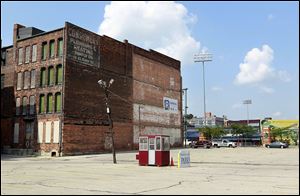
[1,22,182,156]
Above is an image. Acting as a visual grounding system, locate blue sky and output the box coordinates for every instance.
[1,1,299,120]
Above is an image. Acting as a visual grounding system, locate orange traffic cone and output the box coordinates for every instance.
[170,157,174,166]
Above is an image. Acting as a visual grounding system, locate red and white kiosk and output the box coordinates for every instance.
[137,135,170,166]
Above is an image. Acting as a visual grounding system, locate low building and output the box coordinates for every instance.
[261,119,299,145]
[188,112,225,128]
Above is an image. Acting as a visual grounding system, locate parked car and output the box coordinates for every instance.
[212,139,236,148]
[190,140,212,148]
[265,141,289,148]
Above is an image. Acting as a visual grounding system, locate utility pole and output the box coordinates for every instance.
[98,79,117,164]
[182,88,188,147]
[194,53,212,127]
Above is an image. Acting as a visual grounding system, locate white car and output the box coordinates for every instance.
[212,139,236,148]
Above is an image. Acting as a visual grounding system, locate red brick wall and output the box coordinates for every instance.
[62,122,133,155]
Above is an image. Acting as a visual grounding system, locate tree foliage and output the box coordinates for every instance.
[198,126,225,140]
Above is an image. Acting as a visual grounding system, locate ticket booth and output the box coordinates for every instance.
[138,135,170,166]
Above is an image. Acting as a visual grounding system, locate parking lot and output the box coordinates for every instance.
[1,147,299,195]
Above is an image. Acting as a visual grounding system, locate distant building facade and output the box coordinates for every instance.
[188,112,225,128]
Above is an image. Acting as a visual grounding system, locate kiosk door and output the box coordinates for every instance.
[148,137,155,165]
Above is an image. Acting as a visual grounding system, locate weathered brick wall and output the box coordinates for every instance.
[9,24,63,150]
[62,122,133,155]
[62,22,133,154]
[132,52,183,147]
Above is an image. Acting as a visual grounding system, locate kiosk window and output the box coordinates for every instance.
[162,137,170,151]
[139,137,148,151]
[149,138,155,150]
[156,137,161,150]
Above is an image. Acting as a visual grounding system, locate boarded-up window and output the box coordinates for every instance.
[30,69,36,88]
[23,71,30,89]
[39,94,45,113]
[47,94,53,113]
[16,97,20,115]
[29,95,35,114]
[55,92,61,112]
[17,72,22,90]
[25,46,30,63]
[25,122,34,140]
[48,66,54,86]
[42,42,47,60]
[45,121,51,143]
[18,48,23,65]
[53,121,60,143]
[37,122,43,143]
[58,38,63,56]
[14,123,19,143]
[32,44,37,62]
[22,96,27,115]
[56,64,63,84]
[49,40,55,58]
[40,68,46,87]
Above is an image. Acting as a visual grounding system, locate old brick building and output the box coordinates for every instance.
[1,22,182,156]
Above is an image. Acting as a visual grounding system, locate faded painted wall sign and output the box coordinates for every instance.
[163,97,178,112]
[66,24,100,67]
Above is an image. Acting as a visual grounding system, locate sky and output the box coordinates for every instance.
[1,1,299,120]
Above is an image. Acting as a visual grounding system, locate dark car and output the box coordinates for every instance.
[265,141,289,149]
[190,140,212,149]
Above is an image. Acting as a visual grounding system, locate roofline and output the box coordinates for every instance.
[16,27,64,42]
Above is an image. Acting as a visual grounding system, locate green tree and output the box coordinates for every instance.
[231,124,256,146]
[185,114,194,120]
[198,126,225,140]
[270,124,298,144]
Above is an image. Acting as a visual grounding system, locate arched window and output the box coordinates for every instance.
[39,94,45,113]
[47,94,53,113]
[55,92,61,112]
[29,95,35,115]
[56,64,63,84]
[16,97,20,115]
[22,96,28,115]
[48,66,54,86]
[40,68,46,87]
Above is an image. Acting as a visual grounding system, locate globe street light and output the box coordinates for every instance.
[194,53,212,127]
[98,78,116,164]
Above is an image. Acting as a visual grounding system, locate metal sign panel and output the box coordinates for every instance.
[163,97,178,112]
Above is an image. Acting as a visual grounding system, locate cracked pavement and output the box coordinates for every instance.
[1,147,299,195]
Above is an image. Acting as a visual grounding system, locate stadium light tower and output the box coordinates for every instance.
[194,53,212,127]
[243,99,252,125]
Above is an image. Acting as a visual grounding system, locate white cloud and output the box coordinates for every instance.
[235,45,293,86]
[259,86,275,94]
[235,44,275,85]
[211,86,223,92]
[98,1,201,65]
[273,112,281,117]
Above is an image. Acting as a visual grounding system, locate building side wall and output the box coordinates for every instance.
[62,22,134,154]
[132,53,182,147]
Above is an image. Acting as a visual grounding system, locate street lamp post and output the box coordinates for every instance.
[194,53,212,127]
[182,88,188,148]
[98,79,117,164]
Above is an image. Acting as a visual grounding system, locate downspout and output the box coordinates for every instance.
[59,25,66,156]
